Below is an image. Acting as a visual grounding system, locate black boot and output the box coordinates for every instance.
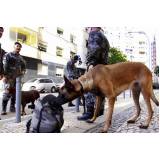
[77,107,94,121]
[1,99,8,115]
[10,105,15,112]
[10,96,15,112]
[68,102,75,107]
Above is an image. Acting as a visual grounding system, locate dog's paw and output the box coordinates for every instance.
[127,119,136,123]
[86,119,94,123]
[99,129,108,133]
[139,123,149,129]
[21,112,27,116]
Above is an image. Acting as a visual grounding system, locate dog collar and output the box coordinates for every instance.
[78,73,93,91]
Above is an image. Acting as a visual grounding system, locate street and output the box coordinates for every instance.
[0,90,158,133]
[0,90,132,120]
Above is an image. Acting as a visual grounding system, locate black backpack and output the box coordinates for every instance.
[26,95,64,133]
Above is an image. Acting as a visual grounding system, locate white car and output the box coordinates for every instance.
[22,78,59,93]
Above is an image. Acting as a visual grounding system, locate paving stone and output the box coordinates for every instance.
[0,91,159,133]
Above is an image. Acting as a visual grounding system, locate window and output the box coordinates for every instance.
[139,51,145,54]
[37,63,48,75]
[39,79,45,83]
[10,27,37,47]
[70,51,76,58]
[70,34,76,44]
[39,79,52,83]
[45,79,53,83]
[56,47,63,57]
[38,40,47,52]
[56,67,64,77]
[17,33,27,42]
[10,31,27,43]
[57,27,63,36]
[139,41,145,45]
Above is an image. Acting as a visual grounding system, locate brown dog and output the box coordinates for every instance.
[58,62,159,132]
[8,88,40,115]
[21,90,40,115]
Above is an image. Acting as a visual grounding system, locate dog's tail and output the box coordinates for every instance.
[151,89,159,106]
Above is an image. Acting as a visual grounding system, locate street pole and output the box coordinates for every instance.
[75,98,80,112]
[15,76,21,123]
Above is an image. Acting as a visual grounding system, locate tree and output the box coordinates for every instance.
[154,65,159,77]
[108,47,127,64]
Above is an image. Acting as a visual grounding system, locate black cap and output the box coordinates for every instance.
[73,55,79,61]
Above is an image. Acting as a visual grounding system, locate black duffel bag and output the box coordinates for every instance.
[26,94,64,133]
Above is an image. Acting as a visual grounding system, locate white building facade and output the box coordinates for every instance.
[104,27,152,69]
[1,27,87,82]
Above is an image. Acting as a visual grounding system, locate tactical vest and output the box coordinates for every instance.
[3,52,26,77]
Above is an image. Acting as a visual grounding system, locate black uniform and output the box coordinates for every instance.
[78,30,110,121]
[1,52,26,114]
[3,52,26,79]
[86,30,110,67]
[66,59,77,80]
[65,57,79,107]
[1,81,16,114]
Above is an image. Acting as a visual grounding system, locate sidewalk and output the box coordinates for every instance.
[0,91,159,133]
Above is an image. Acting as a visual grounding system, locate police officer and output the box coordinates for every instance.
[1,42,26,115]
[0,27,6,119]
[0,27,6,79]
[65,55,79,106]
[77,27,110,121]
[3,42,26,80]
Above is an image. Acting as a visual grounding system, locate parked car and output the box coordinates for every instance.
[22,78,60,93]
[55,81,64,92]
[153,82,159,89]
[152,75,159,89]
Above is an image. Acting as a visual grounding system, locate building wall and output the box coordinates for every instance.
[104,27,150,67]
[1,27,87,83]
[22,56,64,83]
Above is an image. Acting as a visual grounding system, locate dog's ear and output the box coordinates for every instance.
[63,75,75,90]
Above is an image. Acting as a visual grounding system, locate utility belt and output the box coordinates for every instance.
[5,66,23,76]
